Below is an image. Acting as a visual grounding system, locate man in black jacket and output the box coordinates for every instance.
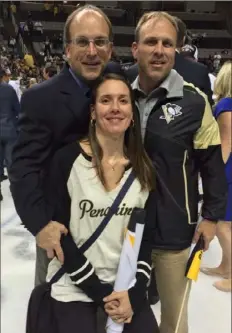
[0,68,20,200]
[174,17,213,105]
[130,11,227,333]
[127,15,214,308]
[10,5,114,285]
[126,16,213,105]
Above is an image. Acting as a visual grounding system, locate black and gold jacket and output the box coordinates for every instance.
[133,70,227,250]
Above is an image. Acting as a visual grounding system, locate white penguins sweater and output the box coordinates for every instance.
[45,142,153,312]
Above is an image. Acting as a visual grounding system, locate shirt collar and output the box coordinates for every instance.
[69,67,90,96]
[131,69,184,99]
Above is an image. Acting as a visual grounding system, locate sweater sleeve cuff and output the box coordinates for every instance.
[128,276,148,314]
[61,234,113,308]
[79,275,113,308]
[128,260,152,313]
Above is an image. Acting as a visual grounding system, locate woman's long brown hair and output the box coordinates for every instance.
[88,73,155,191]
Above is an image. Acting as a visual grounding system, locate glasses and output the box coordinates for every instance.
[69,37,110,49]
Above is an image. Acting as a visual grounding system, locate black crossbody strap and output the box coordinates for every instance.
[80,171,135,253]
[50,170,135,285]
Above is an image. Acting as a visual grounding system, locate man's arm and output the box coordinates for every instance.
[193,95,227,249]
[9,88,53,236]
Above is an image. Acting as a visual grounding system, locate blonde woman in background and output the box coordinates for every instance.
[201,61,232,292]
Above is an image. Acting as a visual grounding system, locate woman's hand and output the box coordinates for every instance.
[105,300,120,311]
[104,291,134,323]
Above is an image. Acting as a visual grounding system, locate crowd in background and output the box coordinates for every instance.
[0,42,60,92]
[0,1,228,96]
[0,6,231,333]
[0,36,223,99]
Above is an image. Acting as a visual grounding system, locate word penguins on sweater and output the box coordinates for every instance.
[79,201,134,219]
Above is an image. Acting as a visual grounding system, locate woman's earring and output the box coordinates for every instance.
[91,118,95,126]
[131,119,135,127]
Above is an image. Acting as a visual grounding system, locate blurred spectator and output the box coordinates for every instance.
[34,21,43,35]
[0,52,9,67]
[53,4,58,17]
[24,52,34,68]
[59,4,66,19]
[42,63,57,80]
[0,67,20,186]
[10,3,16,14]
[58,33,63,45]
[52,34,59,50]
[209,71,216,96]
[213,53,222,72]
[110,50,121,63]
[44,54,53,63]
[44,2,51,11]
[29,77,37,88]
[2,4,8,19]
[8,36,17,54]
[0,68,11,84]
[27,11,34,35]
[44,36,51,57]
[181,44,198,61]
[9,72,22,101]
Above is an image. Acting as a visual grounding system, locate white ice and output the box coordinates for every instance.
[1,179,231,333]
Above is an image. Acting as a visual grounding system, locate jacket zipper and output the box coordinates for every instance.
[182,150,191,224]
[139,99,196,224]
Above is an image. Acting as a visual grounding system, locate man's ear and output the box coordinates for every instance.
[108,42,113,61]
[131,42,138,61]
[65,44,71,60]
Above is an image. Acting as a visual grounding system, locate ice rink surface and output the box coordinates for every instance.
[1,179,231,333]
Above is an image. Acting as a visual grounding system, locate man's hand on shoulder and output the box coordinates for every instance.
[36,221,68,263]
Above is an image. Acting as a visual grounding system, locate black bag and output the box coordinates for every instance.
[26,171,135,333]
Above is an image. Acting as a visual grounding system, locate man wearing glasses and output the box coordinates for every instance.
[10,5,115,286]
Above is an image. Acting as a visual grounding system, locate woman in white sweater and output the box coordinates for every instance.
[45,73,159,332]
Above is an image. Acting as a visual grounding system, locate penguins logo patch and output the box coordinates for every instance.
[160,103,182,124]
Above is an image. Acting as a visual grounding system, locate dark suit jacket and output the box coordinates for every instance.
[10,62,123,235]
[174,52,213,105]
[0,82,20,140]
[10,65,91,235]
[126,52,213,105]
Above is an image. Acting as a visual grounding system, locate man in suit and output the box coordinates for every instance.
[10,4,113,286]
[42,62,58,80]
[0,68,20,200]
[126,16,213,105]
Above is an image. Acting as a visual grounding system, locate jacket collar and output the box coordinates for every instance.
[68,67,90,95]
[58,63,89,94]
[58,63,90,120]
[132,69,184,99]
